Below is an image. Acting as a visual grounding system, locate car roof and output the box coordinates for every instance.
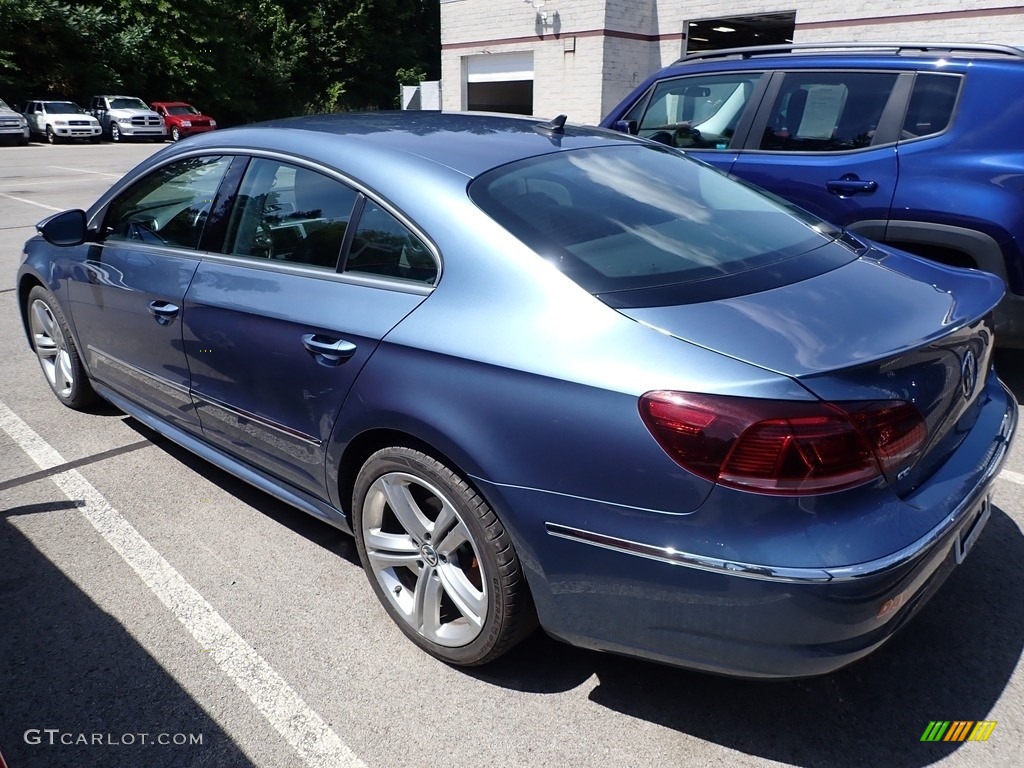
[179,111,641,178]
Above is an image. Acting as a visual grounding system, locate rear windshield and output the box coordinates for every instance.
[470,145,847,303]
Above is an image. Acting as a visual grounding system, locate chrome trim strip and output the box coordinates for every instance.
[547,389,1017,585]
[87,347,191,396]
[545,523,833,583]
[190,390,323,447]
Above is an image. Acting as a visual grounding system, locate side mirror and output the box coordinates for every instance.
[38,209,88,247]
[612,119,638,135]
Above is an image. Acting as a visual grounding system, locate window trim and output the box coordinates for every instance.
[86,147,443,289]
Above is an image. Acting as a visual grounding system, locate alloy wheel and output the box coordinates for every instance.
[360,471,488,647]
[29,298,75,398]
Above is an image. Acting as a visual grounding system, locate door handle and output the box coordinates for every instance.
[302,333,357,365]
[826,175,878,196]
[147,300,180,326]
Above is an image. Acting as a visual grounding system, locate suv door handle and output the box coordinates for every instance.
[147,300,180,326]
[302,333,357,365]
[826,176,878,196]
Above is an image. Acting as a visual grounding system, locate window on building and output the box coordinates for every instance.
[685,12,796,54]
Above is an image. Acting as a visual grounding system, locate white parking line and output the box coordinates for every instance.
[0,399,365,768]
[48,165,122,178]
[1002,468,1024,487]
[0,191,62,212]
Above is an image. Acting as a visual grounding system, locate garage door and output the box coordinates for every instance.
[466,52,534,115]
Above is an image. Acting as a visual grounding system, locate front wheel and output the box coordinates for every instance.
[45,125,58,144]
[110,122,121,142]
[170,125,181,142]
[353,447,536,665]
[26,286,97,409]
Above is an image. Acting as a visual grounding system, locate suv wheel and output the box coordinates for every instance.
[170,125,181,142]
[45,125,58,145]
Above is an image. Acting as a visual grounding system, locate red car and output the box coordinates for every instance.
[150,101,217,141]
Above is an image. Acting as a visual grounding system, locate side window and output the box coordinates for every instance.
[759,71,899,152]
[901,73,961,139]
[224,159,357,270]
[345,202,437,285]
[634,73,762,149]
[103,156,232,249]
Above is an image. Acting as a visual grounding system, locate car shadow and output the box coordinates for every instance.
[120,417,361,567]
[0,502,253,768]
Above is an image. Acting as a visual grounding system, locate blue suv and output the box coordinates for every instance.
[602,42,1024,347]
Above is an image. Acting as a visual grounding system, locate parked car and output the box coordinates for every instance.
[16,112,1017,677]
[602,42,1024,347]
[88,95,165,142]
[0,97,30,145]
[21,100,101,143]
[150,101,217,142]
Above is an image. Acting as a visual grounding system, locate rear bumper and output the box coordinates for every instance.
[484,381,1017,678]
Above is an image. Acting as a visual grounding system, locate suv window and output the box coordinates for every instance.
[224,159,358,269]
[104,156,232,249]
[902,73,961,139]
[759,71,899,152]
[631,73,762,149]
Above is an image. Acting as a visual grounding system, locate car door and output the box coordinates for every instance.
[729,70,910,235]
[619,70,770,174]
[66,154,235,431]
[183,158,438,499]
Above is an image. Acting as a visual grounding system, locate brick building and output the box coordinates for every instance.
[439,1,1024,123]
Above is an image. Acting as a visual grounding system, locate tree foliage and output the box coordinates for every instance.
[0,0,439,124]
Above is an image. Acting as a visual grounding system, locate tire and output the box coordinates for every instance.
[170,125,181,142]
[353,447,536,665]
[110,122,121,142]
[45,125,58,144]
[26,286,98,410]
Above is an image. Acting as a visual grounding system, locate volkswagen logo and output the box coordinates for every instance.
[419,543,440,568]
[961,349,978,400]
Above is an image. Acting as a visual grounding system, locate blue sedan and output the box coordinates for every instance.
[16,112,1017,677]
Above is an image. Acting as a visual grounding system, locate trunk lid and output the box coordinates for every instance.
[619,251,1004,496]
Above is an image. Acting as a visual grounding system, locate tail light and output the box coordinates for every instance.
[639,392,927,495]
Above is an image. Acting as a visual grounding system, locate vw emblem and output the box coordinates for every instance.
[961,350,978,400]
[419,543,439,568]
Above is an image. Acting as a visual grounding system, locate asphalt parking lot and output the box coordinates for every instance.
[1,140,1023,768]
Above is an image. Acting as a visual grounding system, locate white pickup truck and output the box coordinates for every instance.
[88,95,166,142]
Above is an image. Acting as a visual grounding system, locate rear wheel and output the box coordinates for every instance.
[26,286,97,409]
[353,447,536,665]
